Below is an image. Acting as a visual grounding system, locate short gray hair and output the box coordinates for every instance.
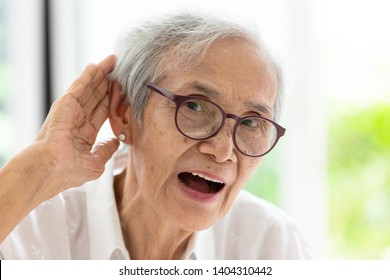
[111,11,284,121]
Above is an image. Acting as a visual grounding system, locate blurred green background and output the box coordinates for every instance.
[245,151,280,205]
[244,103,390,259]
[328,103,390,259]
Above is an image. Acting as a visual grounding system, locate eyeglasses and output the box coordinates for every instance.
[146,82,286,157]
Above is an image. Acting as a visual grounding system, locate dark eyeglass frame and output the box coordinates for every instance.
[146,82,286,157]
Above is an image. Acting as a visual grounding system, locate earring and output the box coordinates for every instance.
[118,133,126,141]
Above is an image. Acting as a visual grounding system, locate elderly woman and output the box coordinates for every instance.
[0,12,314,259]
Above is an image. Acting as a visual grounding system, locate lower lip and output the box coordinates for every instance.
[178,178,221,203]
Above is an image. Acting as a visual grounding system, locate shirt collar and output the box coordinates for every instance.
[85,156,129,260]
[181,227,216,260]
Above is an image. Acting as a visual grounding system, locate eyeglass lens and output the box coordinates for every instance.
[176,98,277,156]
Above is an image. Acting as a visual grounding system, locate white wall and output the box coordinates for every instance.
[6,0,44,154]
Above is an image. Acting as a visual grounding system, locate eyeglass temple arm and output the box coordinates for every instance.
[146,82,175,101]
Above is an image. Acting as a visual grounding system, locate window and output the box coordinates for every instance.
[0,0,44,165]
[317,0,390,258]
[0,0,11,166]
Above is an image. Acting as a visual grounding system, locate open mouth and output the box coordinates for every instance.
[178,172,225,193]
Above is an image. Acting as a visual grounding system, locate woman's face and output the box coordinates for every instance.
[129,38,278,231]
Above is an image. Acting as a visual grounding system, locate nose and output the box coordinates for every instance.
[197,120,238,163]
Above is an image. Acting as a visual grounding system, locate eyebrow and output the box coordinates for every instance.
[187,82,221,98]
[185,81,274,117]
[245,101,273,117]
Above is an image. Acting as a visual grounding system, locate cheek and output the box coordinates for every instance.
[132,117,190,185]
[241,157,263,181]
[218,159,262,216]
[230,159,262,196]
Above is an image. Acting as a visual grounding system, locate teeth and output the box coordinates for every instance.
[191,172,224,184]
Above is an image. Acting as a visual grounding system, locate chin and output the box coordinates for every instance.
[172,211,219,232]
[181,221,215,232]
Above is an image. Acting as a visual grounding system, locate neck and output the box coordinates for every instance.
[114,168,193,260]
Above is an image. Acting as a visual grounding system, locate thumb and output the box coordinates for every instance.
[91,138,120,167]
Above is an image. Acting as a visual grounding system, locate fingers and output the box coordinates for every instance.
[97,55,116,75]
[80,77,110,116]
[84,55,117,102]
[83,55,116,93]
[90,138,120,174]
[70,137,119,184]
[88,94,110,135]
[67,55,116,111]
[95,55,116,82]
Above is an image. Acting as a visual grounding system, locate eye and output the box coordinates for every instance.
[241,118,259,128]
[184,100,204,112]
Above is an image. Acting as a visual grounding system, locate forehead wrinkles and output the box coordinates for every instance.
[158,37,259,81]
[158,39,277,111]
[197,40,276,88]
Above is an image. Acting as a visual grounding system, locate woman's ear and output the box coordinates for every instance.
[109,80,134,145]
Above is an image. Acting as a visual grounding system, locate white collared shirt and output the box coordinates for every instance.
[0,156,315,260]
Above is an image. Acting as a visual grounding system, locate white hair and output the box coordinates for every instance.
[111,11,284,121]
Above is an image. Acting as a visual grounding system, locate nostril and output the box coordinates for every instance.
[197,137,237,164]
